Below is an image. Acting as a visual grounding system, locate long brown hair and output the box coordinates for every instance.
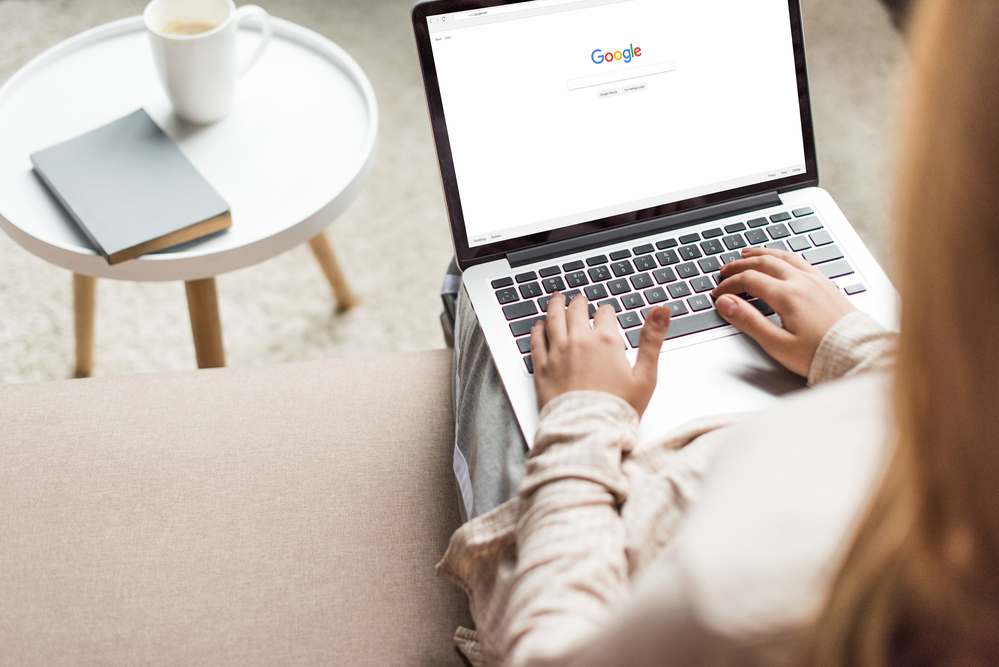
[811,0,999,664]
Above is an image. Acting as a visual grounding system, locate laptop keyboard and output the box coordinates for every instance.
[491,206,865,374]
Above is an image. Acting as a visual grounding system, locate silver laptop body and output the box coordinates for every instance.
[412,0,898,448]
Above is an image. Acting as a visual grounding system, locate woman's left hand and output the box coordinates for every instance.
[530,293,671,416]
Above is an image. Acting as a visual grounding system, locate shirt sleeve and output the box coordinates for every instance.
[806,311,897,387]
[501,390,638,667]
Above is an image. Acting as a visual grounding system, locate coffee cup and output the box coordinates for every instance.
[144,0,272,124]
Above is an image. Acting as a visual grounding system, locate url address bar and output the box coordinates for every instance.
[454,0,589,21]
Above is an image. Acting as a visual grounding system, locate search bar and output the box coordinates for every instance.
[455,0,589,21]
[567,60,675,91]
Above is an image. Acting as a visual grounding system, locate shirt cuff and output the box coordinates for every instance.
[807,311,897,386]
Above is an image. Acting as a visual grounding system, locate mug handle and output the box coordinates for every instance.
[234,5,272,75]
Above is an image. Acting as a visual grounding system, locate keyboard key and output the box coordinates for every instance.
[644,286,669,303]
[633,243,655,255]
[697,257,722,273]
[723,234,747,250]
[631,272,654,289]
[610,249,631,260]
[679,233,700,244]
[667,282,692,298]
[747,298,775,315]
[503,301,538,320]
[515,271,536,283]
[745,229,769,244]
[809,230,833,246]
[492,277,513,288]
[586,254,608,266]
[565,271,589,287]
[588,303,597,319]
[690,276,714,293]
[787,236,811,252]
[618,312,642,329]
[770,212,792,223]
[844,283,867,295]
[803,244,844,265]
[520,282,543,298]
[792,206,814,217]
[597,297,622,312]
[588,265,612,282]
[768,224,791,239]
[539,290,580,310]
[818,260,854,279]
[607,278,630,294]
[789,217,823,234]
[676,262,699,279]
[495,288,519,304]
[720,251,742,264]
[539,266,561,277]
[712,272,723,286]
[765,241,788,251]
[666,301,689,317]
[524,354,533,373]
[511,315,545,336]
[700,239,724,255]
[678,244,703,260]
[687,295,713,311]
[701,227,723,238]
[542,276,566,293]
[633,255,656,271]
[747,217,769,228]
[656,238,678,249]
[621,293,645,309]
[562,260,584,271]
[517,337,532,353]
[653,268,677,284]
[725,222,747,233]
[663,309,728,340]
[656,249,680,266]
[585,283,609,300]
[611,260,635,276]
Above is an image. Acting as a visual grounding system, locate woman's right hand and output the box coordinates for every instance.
[711,247,857,377]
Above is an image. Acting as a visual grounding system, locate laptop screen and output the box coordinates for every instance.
[414,0,817,267]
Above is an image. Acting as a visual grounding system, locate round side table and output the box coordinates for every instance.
[0,15,378,375]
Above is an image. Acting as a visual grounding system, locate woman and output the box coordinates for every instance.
[439,0,999,664]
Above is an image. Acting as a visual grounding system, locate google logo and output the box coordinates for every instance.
[591,44,642,64]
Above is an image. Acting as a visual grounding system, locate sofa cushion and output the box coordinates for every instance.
[0,349,471,666]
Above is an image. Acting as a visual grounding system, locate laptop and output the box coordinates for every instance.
[412,0,898,448]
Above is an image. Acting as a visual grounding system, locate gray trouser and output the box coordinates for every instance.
[441,261,528,522]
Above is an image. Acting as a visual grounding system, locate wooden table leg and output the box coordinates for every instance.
[185,277,225,369]
[308,231,358,312]
[73,273,96,378]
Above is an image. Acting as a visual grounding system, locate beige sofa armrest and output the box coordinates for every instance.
[0,350,471,666]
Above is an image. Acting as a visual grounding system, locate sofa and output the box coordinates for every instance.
[0,349,472,665]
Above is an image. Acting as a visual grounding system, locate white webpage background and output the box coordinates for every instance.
[430,0,806,244]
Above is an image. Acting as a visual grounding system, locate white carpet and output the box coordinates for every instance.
[0,0,906,384]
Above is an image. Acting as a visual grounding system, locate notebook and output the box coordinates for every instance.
[412,0,899,450]
[30,108,231,265]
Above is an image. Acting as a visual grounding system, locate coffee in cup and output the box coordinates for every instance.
[144,0,272,124]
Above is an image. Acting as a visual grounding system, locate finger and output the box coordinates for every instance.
[739,246,814,273]
[565,294,590,336]
[632,306,670,389]
[712,269,785,305]
[544,292,567,348]
[529,318,548,368]
[592,302,618,334]
[715,293,794,353]
[719,254,796,281]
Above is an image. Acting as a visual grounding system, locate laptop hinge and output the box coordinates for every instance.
[506,191,782,268]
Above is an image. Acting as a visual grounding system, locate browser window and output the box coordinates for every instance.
[428,0,806,247]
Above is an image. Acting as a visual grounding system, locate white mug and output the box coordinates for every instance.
[144,0,272,124]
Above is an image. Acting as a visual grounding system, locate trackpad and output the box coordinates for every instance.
[638,332,805,446]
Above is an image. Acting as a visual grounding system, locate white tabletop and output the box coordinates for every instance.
[0,16,378,281]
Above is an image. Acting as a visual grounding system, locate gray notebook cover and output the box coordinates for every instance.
[30,108,230,263]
